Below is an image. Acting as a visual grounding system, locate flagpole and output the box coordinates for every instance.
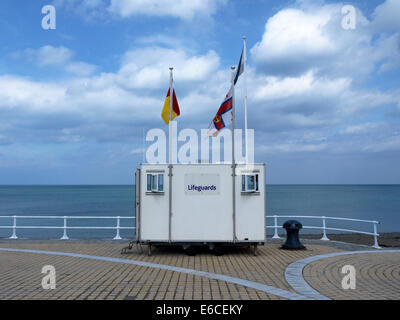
[168,67,173,243]
[169,67,173,164]
[231,65,236,242]
[242,36,248,164]
[231,66,236,165]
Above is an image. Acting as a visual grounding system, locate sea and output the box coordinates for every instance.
[0,185,399,239]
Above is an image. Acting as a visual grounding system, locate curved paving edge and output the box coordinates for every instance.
[285,249,400,300]
[0,247,309,300]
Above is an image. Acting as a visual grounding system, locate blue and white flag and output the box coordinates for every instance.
[234,48,244,85]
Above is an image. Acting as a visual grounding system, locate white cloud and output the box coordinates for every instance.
[340,122,384,135]
[134,35,183,47]
[7,38,388,149]
[54,0,226,21]
[339,89,398,115]
[52,0,108,20]
[108,0,224,20]
[65,61,97,76]
[376,33,400,72]
[59,128,83,143]
[371,0,400,33]
[259,141,328,153]
[2,2,399,160]
[0,74,159,123]
[362,135,400,152]
[13,45,99,76]
[54,0,104,9]
[251,5,339,76]
[250,2,399,77]
[0,76,66,112]
[19,46,74,67]
[0,45,223,144]
[81,0,103,8]
[117,47,220,89]
[252,71,351,102]
[252,7,335,63]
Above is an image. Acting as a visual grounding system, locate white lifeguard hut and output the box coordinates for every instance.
[135,163,266,255]
[133,37,265,255]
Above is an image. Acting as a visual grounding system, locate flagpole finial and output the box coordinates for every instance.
[169,67,173,71]
[242,36,246,40]
[231,66,235,70]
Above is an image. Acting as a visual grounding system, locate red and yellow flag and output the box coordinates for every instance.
[161,88,180,125]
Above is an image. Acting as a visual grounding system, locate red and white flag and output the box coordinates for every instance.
[207,86,233,137]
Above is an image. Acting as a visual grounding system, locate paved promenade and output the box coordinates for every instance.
[0,240,398,300]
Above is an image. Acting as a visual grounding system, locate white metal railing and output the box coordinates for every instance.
[0,214,382,248]
[266,215,381,249]
[0,216,135,240]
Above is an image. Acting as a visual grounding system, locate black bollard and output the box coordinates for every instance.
[281,220,306,250]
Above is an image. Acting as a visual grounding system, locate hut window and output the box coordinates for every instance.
[241,174,259,193]
[147,173,164,193]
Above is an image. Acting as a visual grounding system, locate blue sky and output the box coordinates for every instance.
[0,0,399,184]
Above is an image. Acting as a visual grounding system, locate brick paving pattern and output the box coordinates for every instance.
[303,252,400,300]
[0,240,398,300]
